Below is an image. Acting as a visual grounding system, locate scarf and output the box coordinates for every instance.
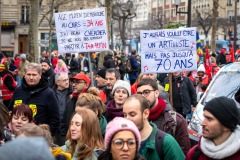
[71,93,79,99]
[106,100,123,118]
[149,98,166,120]
[200,125,240,159]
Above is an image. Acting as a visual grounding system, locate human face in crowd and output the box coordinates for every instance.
[123,99,147,131]
[95,75,107,87]
[201,110,226,142]
[11,113,30,134]
[41,62,50,73]
[197,71,205,78]
[70,113,83,141]
[56,74,69,90]
[72,80,88,94]
[137,85,158,109]
[111,130,137,160]
[114,88,129,107]
[106,72,117,90]
[173,72,181,77]
[24,69,41,86]
[142,74,155,80]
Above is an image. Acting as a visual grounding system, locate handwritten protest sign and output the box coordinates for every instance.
[140,27,197,73]
[54,8,109,53]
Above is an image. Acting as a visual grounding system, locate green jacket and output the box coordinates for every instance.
[139,123,185,160]
[99,115,107,136]
[61,140,98,160]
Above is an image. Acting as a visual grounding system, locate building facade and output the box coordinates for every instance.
[0,0,98,56]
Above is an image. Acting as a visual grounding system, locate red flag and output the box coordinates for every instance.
[230,44,235,62]
[204,47,212,80]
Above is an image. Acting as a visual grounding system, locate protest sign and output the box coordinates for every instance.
[54,8,109,53]
[140,27,197,73]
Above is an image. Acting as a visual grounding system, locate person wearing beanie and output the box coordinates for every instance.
[123,94,185,160]
[186,96,240,160]
[191,64,209,93]
[104,80,131,122]
[96,67,107,89]
[98,117,143,160]
[41,59,55,88]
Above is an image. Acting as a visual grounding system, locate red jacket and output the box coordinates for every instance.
[1,74,17,100]
[131,82,138,94]
[186,143,240,160]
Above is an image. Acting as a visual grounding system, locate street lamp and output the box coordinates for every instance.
[174,0,191,27]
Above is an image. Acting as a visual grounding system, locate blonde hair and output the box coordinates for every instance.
[18,123,53,146]
[76,89,105,118]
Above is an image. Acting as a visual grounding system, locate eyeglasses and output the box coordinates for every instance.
[137,89,155,97]
[72,81,85,84]
[112,139,137,149]
[59,79,69,82]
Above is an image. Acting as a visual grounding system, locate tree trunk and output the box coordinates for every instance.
[48,0,55,55]
[211,0,218,53]
[29,0,39,62]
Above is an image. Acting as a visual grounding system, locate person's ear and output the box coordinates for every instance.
[143,109,150,120]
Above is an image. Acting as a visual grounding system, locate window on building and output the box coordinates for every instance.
[227,0,232,6]
[172,9,176,17]
[21,6,30,24]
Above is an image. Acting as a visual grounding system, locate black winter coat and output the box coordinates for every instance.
[103,55,115,69]
[9,77,60,136]
[163,76,197,115]
[42,68,55,89]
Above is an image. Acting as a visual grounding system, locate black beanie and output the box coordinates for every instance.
[204,96,240,132]
[41,59,51,67]
[97,68,107,79]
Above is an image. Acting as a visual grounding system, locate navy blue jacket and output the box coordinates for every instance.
[128,56,140,80]
[9,77,60,136]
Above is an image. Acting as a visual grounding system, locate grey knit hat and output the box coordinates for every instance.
[204,96,240,132]
[112,80,131,96]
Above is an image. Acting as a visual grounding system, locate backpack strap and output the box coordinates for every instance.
[193,145,201,160]
[169,111,177,137]
[155,129,166,160]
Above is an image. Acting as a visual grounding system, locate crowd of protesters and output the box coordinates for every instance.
[0,48,239,160]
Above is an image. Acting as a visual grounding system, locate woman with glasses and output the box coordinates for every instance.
[98,117,144,160]
[61,108,104,160]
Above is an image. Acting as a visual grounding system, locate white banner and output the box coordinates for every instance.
[54,8,109,53]
[140,27,197,73]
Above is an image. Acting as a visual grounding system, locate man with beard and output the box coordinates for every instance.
[186,97,240,159]
[41,59,55,88]
[95,67,107,89]
[63,73,91,131]
[137,78,191,155]
[123,94,185,160]
[99,68,120,104]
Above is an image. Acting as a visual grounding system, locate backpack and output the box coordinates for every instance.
[125,57,133,73]
[155,129,166,160]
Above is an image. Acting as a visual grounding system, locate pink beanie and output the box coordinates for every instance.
[105,117,141,150]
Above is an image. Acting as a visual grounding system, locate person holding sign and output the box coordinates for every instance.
[163,72,197,118]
